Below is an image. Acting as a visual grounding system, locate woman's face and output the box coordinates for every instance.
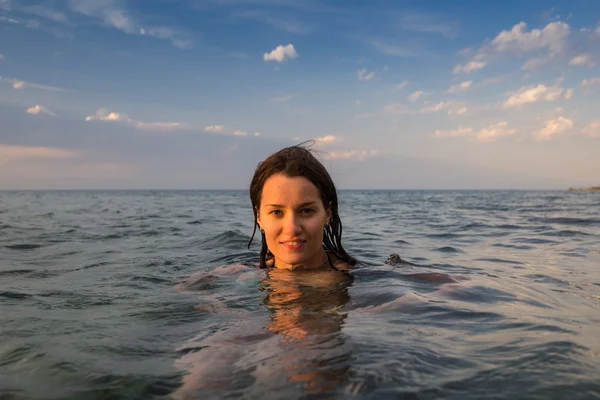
[257,173,331,269]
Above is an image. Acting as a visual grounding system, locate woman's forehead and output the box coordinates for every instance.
[261,174,322,205]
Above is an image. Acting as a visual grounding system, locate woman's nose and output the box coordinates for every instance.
[283,214,301,235]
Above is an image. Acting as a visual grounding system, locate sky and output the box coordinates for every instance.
[1,0,599,190]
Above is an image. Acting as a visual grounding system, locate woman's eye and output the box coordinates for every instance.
[269,210,283,216]
[301,208,315,214]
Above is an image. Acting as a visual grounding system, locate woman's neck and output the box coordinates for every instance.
[271,250,329,270]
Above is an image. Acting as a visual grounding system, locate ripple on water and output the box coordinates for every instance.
[4,243,44,250]
[434,246,463,253]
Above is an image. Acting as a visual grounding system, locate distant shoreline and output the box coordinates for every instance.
[568,186,600,191]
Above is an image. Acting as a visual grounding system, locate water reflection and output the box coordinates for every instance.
[261,268,353,393]
[172,266,354,398]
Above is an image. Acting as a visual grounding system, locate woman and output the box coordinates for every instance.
[172,144,358,398]
[248,143,357,271]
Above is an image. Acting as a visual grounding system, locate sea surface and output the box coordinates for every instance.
[1,190,599,400]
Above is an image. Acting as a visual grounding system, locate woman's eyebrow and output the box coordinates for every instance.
[265,201,318,208]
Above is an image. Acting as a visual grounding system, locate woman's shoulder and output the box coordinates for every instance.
[328,252,353,271]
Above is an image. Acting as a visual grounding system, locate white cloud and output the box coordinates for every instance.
[315,135,338,143]
[565,88,574,99]
[522,55,550,71]
[133,121,183,130]
[20,5,67,23]
[421,101,465,114]
[399,12,458,38]
[492,21,570,55]
[580,77,600,88]
[447,80,473,93]
[0,143,80,165]
[233,130,247,136]
[394,81,409,90]
[453,59,487,74]
[358,68,375,81]
[534,116,574,141]
[433,126,474,138]
[504,84,566,107]
[369,40,419,57]
[69,0,191,48]
[421,101,451,113]
[254,132,261,137]
[204,125,224,132]
[26,105,55,116]
[327,149,380,161]
[383,103,414,115]
[569,54,595,67]
[476,121,517,142]
[454,107,468,115]
[84,108,183,131]
[581,121,600,137]
[263,44,297,62]
[85,109,127,122]
[6,78,64,91]
[454,21,571,74]
[408,90,426,102]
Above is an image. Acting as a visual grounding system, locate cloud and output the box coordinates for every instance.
[327,149,380,161]
[454,107,468,115]
[133,121,183,130]
[522,56,550,70]
[233,10,313,34]
[534,116,574,141]
[492,21,570,55]
[383,103,415,115]
[447,80,473,93]
[476,121,517,142]
[69,0,191,48]
[581,121,600,137]
[569,54,595,67]
[263,44,298,62]
[0,143,80,165]
[233,130,247,136]
[315,135,338,143]
[204,125,225,132]
[433,126,473,138]
[4,78,64,91]
[84,108,184,131]
[20,5,67,23]
[565,88,574,99]
[504,84,567,107]
[26,105,55,116]
[394,81,408,90]
[408,90,426,102]
[421,101,459,114]
[0,54,3,60]
[399,12,458,38]
[454,21,571,73]
[580,77,600,88]
[369,40,420,57]
[453,59,487,74]
[358,68,375,81]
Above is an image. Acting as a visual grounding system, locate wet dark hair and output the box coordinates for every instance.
[248,143,357,268]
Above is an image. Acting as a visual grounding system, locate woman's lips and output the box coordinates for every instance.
[281,240,306,250]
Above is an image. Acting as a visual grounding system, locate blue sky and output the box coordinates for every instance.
[1,0,599,189]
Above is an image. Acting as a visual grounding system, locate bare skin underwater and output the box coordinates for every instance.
[171,256,467,398]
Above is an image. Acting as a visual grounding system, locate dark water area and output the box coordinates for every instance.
[1,190,599,399]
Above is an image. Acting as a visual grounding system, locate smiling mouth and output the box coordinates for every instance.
[281,240,305,245]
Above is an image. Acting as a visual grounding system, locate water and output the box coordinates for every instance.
[1,190,599,399]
